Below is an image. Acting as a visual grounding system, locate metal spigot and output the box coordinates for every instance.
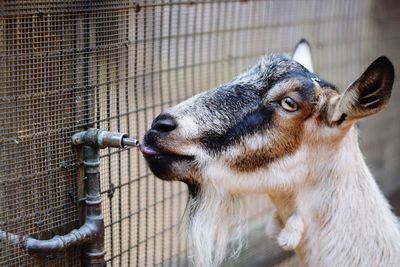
[72,128,139,149]
[121,137,140,147]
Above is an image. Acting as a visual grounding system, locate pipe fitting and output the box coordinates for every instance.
[72,128,139,149]
[0,128,137,266]
[23,224,95,253]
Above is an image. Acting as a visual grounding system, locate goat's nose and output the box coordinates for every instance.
[151,115,178,133]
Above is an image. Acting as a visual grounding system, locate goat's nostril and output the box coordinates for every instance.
[152,117,178,133]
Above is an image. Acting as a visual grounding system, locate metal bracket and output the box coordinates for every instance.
[0,128,139,267]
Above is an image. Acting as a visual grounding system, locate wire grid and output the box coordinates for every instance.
[1,0,399,267]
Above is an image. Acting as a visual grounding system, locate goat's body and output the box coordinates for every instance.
[272,128,400,267]
[141,42,398,266]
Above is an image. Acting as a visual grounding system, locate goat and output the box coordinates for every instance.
[140,40,400,267]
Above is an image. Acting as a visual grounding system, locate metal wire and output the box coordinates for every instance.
[1,0,399,266]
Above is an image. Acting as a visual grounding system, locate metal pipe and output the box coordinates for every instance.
[0,229,24,247]
[81,145,105,266]
[24,224,96,253]
[121,137,140,147]
[0,221,98,253]
[72,128,139,149]
[0,128,138,267]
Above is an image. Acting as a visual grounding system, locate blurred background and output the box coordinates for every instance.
[1,0,399,266]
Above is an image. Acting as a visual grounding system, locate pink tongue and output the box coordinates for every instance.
[139,144,159,156]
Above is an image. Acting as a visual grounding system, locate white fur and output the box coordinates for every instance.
[185,182,247,267]
[266,210,304,251]
[177,116,200,137]
[293,128,400,266]
[292,41,314,72]
[277,212,304,251]
[195,126,400,267]
[204,146,308,194]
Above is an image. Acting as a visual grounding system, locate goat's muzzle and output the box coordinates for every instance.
[139,142,195,180]
[140,112,196,181]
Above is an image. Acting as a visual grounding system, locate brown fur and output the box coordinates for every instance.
[228,84,316,173]
[229,120,305,172]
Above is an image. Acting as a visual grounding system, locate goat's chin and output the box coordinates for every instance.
[145,155,195,181]
[184,182,247,267]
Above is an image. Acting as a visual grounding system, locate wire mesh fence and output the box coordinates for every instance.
[1,0,399,266]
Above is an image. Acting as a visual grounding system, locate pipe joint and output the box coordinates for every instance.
[0,128,137,266]
[72,128,138,149]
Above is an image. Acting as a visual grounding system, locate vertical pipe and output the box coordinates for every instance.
[82,145,106,267]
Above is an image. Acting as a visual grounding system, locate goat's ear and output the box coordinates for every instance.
[330,56,394,124]
[292,39,314,72]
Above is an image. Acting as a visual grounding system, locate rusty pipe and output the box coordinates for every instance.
[1,129,138,267]
[0,176,99,253]
[0,145,105,259]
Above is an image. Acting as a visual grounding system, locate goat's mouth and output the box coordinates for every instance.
[139,143,195,180]
[139,143,194,160]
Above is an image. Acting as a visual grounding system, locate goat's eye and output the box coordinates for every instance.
[280,97,298,112]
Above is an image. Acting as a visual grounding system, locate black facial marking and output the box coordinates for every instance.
[202,84,260,115]
[196,57,331,153]
[200,106,273,152]
[293,78,315,102]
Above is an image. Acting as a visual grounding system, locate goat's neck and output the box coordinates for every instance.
[269,127,400,267]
